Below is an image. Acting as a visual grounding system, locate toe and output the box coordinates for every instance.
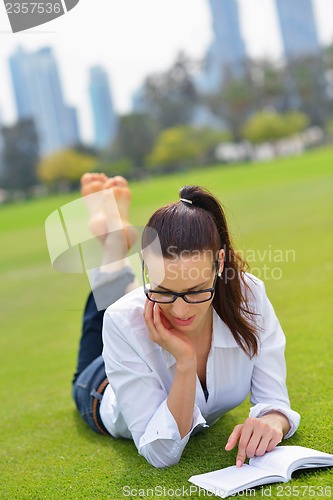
[80,173,93,185]
[104,178,118,189]
[113,176,128,187]
[81,180,105,196]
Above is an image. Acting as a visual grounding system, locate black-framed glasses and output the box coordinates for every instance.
[142,259,218,304]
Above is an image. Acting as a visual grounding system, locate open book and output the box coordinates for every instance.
[189,446,333,499]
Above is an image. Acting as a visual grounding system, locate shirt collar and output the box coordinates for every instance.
[212,308,239,348]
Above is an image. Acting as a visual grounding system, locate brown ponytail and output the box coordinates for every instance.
[142,185,260,358]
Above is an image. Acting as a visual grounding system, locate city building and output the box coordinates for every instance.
[274,0,320,59]
[198,0,247,93]
[8,46,80,155]
[88,66,117,150]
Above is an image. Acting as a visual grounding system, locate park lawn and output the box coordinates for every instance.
[0,146,332,499]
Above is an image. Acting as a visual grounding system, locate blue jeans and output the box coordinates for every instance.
[72,269,136,435]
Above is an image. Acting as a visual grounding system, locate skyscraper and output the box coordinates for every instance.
[274,0,320,59]
[199,0,247,92]
[8,46,80,155]
[88,66,117,150]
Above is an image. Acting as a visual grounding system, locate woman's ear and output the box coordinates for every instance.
[218,248,225,277]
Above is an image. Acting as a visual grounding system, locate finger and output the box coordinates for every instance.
[244,425,267,458]
[153,304,172,337]
[158,308,173,329]
[143,297,151,313]
[144,302,160,341]
[225,424,243,451]
[253,433,272,457]
[143,300,154,325]
[153,303,168,329]
[153,302,161,320]
[144,298,152,314]
[266,433,283,452]
[236,422,255,467]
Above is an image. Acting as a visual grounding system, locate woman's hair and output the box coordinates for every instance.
[141,185,260,358]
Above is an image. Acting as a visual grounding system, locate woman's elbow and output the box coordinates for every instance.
[139,444,182,468]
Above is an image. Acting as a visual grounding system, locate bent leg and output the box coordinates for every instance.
[72,173,139,435]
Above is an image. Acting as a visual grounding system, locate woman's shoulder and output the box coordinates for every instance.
[241,272,267,312]
[103,286,160,355]
[105,285,146,320]
[242,271,265,294]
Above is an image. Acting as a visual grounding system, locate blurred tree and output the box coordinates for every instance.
[325,117,333,140]
[284,111,309,136]
[146,126,201,170]
[98,157,135,179]
[250,59,286,111]
[73,143,99,157]
[113,113,159,168]
[205,74,255,140]
[242,111,285,144]
[195,127,231,164]
[146,126,229,170]
[140,52,199,129]
[286,55,327,126]
[322,42,333,68]
[37,149,96,190]
[322,43,333,115]
[242,110,309,144]
[0,118,39,193]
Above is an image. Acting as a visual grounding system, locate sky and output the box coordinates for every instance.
[0,0,333,143]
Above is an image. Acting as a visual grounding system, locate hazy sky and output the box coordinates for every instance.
[0,0,332,142]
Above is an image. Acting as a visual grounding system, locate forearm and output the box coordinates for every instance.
[167,361,197,439]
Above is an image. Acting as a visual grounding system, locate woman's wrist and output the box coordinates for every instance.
[175,356,197,373]
[260,411,291,437]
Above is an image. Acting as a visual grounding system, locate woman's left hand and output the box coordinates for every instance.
[225,412,290,467]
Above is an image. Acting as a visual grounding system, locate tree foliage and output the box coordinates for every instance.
[146,126,229,170]
[37,149,96,188]
[98,157,135,179]
[325,117,333,138]
[113,113,159,168]
[242,110,309,144]
[140,52,199,129]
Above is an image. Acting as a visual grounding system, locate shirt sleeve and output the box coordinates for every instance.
[249,281,301,439]
[102,310,207,468]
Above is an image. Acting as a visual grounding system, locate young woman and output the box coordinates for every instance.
[72,173,300,469]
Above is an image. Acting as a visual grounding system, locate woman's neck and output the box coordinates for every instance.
[190,307,213,344]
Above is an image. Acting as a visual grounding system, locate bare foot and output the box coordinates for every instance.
[80,172,138,255]
[81,172,109,238]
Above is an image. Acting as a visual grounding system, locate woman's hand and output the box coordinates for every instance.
[225,412,290,467]
[143,299,196,366]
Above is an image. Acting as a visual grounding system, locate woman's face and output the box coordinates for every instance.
[145,250,223,336]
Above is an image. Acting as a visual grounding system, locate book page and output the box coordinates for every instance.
[250,446,333,479]
[189,464,283,498]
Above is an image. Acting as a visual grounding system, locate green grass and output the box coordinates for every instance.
[0,147,332,499]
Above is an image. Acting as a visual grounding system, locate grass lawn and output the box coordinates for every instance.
[0,146,332,499]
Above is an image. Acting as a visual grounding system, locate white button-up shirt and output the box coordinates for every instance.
[100,273,300,468]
